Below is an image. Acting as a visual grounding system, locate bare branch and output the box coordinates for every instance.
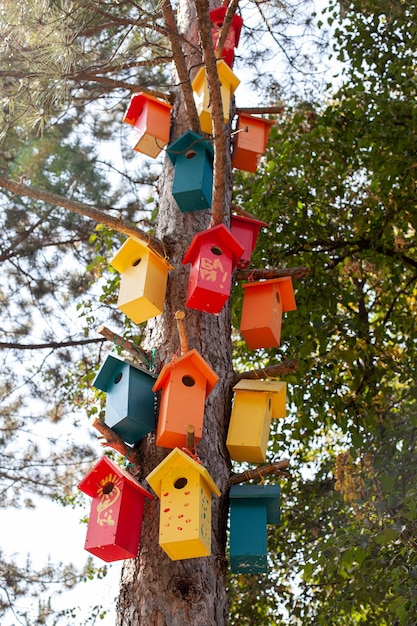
[0,177,165,256]
[97,325,152,369]
[195,0,228,226]
[0,337,104,350]
[235,266,310,281]
[229,460,290,485]
[91,418,143,466]
[234,360,299,383]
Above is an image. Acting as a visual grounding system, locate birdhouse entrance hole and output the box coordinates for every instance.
[114,372,123,384]
[132,257,142,266]
[182,375,195,387]
[211,246,222,256]
[185,150,196,159]
[276,291,281,304]
[103,482,115,494]
[174,477,188,489]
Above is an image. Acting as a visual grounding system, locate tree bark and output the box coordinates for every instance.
[116,2,232,624]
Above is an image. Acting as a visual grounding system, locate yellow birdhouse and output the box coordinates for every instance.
[110,237,173,325]
[192,60,240,134]
[226,379,286,463]
[146,448,221,561]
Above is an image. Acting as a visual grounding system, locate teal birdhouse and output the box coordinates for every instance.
[229,484,280,574]
[93,353,156,445]
[167,130,214,212]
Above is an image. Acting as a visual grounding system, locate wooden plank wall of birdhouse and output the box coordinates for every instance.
[226,389,273,463]
[123,93,173,158]
[230,214,266,269]
[240,277,296,349]
[232,114,275,172]
[192,60,240,134]
[110,238,172,325]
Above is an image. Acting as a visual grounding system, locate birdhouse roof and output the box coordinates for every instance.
[78,456,153,500]
[123,92,172,126]
[146,448,221,498]
[192,60,240,96]
[209,7,244,46]
[231,213,267,230]
[182,224,244,267]
[241,276,297,312]
[109,236,173,274]
[232,379,286,418]
[229,484,280,524]
[152,348,219,396]
[93,352,155,393]
[166,130,214,166]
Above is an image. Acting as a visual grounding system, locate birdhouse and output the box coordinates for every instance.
[123,92,173,158]
[209,7,244,67]
[240,276,296,350]
[93,353,156,445]
[146,448,221,560]
[152,349,219,449]
[226,379,286,463]
[192,60,240,134]
[182,224,244,314]
[167,130,214,212]
[110,237,173,325]
[78,456,153,562]
[229,484,280,573]
[232,113,275,172]
[230,213,267,269]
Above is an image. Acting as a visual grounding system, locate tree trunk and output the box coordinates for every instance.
[116,2,233,624]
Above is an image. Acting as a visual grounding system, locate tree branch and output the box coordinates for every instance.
[0,177,165,257]
[97,325,152,370]
[236,105,285,115]
[234,360,299,383]
[235,266,309,281]
[195,0,228,227]
[0,338,104,350]
[162,0,201,133]
[229,460,290,485]
[91,418,143,466]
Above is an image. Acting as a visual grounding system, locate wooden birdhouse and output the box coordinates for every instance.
[93,353,156,445]
[146,447,221,560]
[166,130,214,212]
[226,379,286,463]
[240,276,297,350]
[229,484,280,573]
[123,92,173,158]
[78,456,153,562]
[232,113,275,172]
[209,6,244,67]
[110,237,173,325]
[192,60,240,134]
[230,213,266,269]
[182,224,244,314]
[152,349,219,449]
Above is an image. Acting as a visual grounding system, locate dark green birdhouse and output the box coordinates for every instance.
[93,353,156,445]
[167,130,214,212]
[229,484,280,574]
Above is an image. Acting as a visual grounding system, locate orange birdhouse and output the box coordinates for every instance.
[230,213,266,269]
[78,456,153,563]
[110,237,173,325]
[182,224,244,314]
[209,6,244,67]
[146,448,221,560]
[240,277,296,350]
[123,92,173,158]
[152,349,219,449]
[232,113,275,172]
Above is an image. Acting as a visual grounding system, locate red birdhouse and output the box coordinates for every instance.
[232,113,275,172]
[182,224,244,314]
[152,349,219,449]
[78,457,153,563]
[210,6,244,67]
[230,213,266,269]
[123,92,173,158]
[240,277,297,349]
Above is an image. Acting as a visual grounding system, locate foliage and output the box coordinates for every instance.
[229,0,417,623]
